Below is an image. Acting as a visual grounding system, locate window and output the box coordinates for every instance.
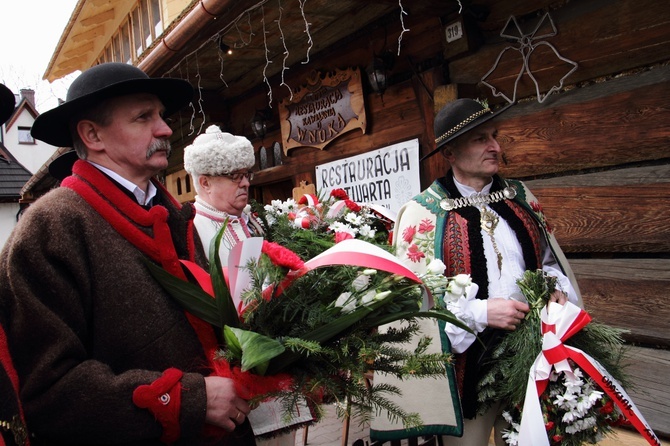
[112,33,122,62]
[151,0,162,39]
[98,1,164,65]
[121,21,132,64]
[132,8,143,58]
[141,0,152,48]
[18,127,34,144]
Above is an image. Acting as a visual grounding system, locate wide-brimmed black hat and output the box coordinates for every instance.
[32,62,194,148]
[421,98,511,161]
[0,84,16,125]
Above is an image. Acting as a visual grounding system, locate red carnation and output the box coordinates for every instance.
[545,421,554,431]
[262,241,305,270]
[600,400,614,415]
[335,231,354,243]
[330,189,349,200]
[345,199,361,212]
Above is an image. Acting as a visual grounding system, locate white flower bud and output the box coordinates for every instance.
[374,290,392,301]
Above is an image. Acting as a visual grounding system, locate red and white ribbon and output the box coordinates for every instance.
[180,238,422,315]
[297,194,320,207]
[518,301,661,446]
[272,238,422,298]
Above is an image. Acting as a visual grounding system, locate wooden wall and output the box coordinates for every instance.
[443,0,670,437]
[182,0,670,437]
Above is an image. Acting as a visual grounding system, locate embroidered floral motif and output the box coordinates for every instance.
[530,201,553,233]
[401,218,436,265]
[407,244,426,262]
[402,226,417,243]
[419,219,435,234]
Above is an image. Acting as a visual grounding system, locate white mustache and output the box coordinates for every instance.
[146,140,171,159]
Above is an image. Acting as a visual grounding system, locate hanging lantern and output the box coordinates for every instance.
[251,108,272,139]
[366,51,394,94]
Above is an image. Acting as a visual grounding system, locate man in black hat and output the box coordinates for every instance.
[0,63,256,445]
[387,99,582,445]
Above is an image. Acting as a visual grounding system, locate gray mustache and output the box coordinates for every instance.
[146,140,172,159]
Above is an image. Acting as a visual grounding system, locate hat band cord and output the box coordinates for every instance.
[439,185,517,211]
[435,108,491,145]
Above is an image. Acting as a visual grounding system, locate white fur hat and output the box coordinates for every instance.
[183,125,255,176]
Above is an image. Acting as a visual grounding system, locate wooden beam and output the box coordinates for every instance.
[80,9,115,27]
[531,183,670,253]
[572,258,670,346]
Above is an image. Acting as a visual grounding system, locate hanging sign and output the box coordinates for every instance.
[279,67,366,155]
[315,139,421,214]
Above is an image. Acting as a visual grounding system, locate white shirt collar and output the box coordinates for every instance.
[452,176,493,197]
[87,161,157,206]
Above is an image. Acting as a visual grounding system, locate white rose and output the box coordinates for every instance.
[360,290,377,305]
[335,292,353,308]
[454,274,472,287]
[351,274,370,291]
[426,259,446,275]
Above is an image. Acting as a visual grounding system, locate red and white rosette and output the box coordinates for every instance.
[297,193,320,207]
[518,301,661,446]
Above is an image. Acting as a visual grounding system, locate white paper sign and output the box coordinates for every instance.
[315,138,421,214]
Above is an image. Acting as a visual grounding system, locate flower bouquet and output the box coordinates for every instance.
[146,189,471,428]
[477,270,660,446]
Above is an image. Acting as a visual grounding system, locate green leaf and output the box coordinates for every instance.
[209,220,239,328]
[223,326,285,375]
[144,260,220,326]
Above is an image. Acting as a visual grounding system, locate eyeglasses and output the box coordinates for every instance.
[221,171,254,183]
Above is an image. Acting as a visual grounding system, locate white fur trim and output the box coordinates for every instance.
[183,125,255,175]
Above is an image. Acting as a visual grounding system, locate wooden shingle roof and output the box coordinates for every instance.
[0,144,32,202]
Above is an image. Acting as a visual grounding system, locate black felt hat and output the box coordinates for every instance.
[32,62,193,148]
[0,84,16,125]
[422,98,511,161]
[48,150,80,181]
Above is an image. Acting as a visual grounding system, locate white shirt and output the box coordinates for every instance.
[445,178,578,353]
[88,161,157,206]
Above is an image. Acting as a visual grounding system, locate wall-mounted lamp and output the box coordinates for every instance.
[218,37,233,55]
[366,51,394,94]
[251,107,273,140]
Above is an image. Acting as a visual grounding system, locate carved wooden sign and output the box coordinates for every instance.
[279,67,366,155]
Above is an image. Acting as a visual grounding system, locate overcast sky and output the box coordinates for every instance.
[0,0,80,112]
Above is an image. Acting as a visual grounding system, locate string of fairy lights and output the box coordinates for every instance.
[165,0,411,136]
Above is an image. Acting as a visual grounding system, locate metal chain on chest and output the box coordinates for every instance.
[0,414,28,446]
[439,185,517,211]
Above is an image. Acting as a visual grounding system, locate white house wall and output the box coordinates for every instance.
[0,203,20,250]
[5,109,57,174]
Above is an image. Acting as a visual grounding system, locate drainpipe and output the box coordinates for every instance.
[138,0,234,75]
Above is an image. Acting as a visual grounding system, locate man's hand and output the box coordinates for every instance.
[204,376,251,432]
[487,298,530,330]
[549,289,568,305]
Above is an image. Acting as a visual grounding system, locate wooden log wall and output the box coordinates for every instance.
[181,0,670,438]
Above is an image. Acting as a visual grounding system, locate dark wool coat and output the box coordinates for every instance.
[0,162,254,446]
